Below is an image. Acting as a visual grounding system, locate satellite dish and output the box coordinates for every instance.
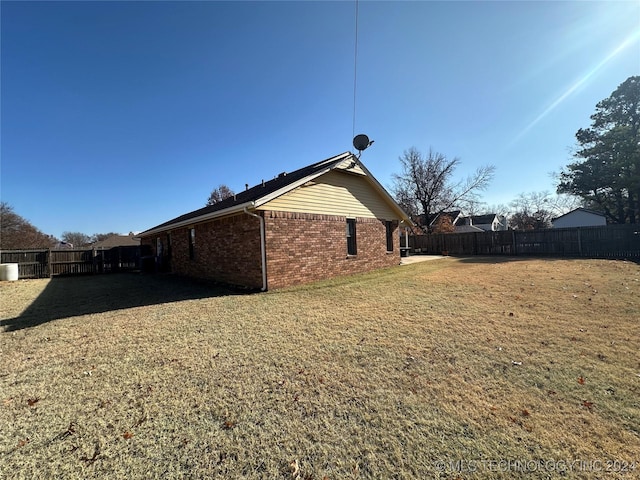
[353,134,374,152]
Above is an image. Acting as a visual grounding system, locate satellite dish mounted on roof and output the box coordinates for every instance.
[353,134,374,160]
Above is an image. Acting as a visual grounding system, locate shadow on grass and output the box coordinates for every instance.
[1,273,251,332]
[447,254,640,264]
[449,255,567,264]
[406,254,566,265]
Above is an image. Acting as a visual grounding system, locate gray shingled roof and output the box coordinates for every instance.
[552,207,606,221]
[140,151,415,236]
[467,214,497,225]
[454,225,484,233]
[91,234,140,248]
[428,211,462,227]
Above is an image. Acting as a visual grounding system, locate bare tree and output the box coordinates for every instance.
[91,232,120,243]
[61,231,92,248]
[392,147,495,231]
[480,203,510,218]
[206,184,235,206]
[509,191,583,230]
[0,202,57,249]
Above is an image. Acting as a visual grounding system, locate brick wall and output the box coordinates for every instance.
[264,211,400,289]
[141,213,263,289]
[141,210,401,290]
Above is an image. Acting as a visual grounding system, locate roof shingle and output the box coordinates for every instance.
[140,152,353,234]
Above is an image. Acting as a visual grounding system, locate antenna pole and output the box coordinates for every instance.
[352,0,359,140]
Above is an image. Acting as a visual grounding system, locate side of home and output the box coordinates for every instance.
[138,152,412,290]
[552,208,607,228]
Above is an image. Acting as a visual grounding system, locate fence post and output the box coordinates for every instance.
[577,228,582,256]
[48,248,53,278]
[511,230,517,256]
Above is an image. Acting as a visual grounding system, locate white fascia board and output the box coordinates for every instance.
[140,201,255,237]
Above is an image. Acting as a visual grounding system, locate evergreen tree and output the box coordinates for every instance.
[558,76,640,223]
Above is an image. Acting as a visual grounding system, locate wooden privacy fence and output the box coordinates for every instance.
[0,246,143,279]
[410,224,640,259]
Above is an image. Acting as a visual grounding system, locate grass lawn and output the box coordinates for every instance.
[1,257,639,479]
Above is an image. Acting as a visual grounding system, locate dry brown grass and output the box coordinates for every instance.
[1,257,639,479]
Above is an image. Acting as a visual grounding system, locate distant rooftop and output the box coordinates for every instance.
[92,234,140,248]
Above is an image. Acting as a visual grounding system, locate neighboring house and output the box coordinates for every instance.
[457,214,507,232]
[551,208,607,228]
[138,152,413,290]
[90,233,141,272]
[91,233,140,248]
[429,212,506,233]
[428,211,462,231]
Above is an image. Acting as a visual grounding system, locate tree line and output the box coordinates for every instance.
[558,76,639,224]
[0,203,123,250]
[0,202,57,249]
[392,75,639,232]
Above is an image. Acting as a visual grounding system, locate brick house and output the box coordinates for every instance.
[138,152,413,290]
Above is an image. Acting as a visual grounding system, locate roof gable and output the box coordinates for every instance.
[140,152,411,236]
[259,169,400,219]
[429,211,462,227]
[468,214,498,225]
[552,207,606,221]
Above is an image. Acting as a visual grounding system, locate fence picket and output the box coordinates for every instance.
[0,246,142,279]
[410,225,639,259]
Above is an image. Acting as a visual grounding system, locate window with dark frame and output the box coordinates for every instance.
[188,228,195,260]
[346,218,357,255]
[386,221,394,252]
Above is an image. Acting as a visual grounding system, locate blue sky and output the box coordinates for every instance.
[1,1,638,238]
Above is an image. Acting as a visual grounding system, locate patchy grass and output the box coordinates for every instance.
[1,257,639,479]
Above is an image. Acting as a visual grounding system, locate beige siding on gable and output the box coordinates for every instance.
[335,158,367,176]
[258,170,399,219]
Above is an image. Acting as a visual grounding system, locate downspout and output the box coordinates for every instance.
[244,207,267,291]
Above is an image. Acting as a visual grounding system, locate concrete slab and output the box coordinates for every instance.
[400,255,447,265]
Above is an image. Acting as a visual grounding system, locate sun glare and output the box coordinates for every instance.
[510,15,640,146]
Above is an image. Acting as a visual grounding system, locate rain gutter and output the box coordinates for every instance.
[244,207,267,291]
[139,201,255,238]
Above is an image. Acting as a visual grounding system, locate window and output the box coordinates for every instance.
[188,228,195,260]
[386,221,394,252]
[346,218,357,255]
[156,237,163,257]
